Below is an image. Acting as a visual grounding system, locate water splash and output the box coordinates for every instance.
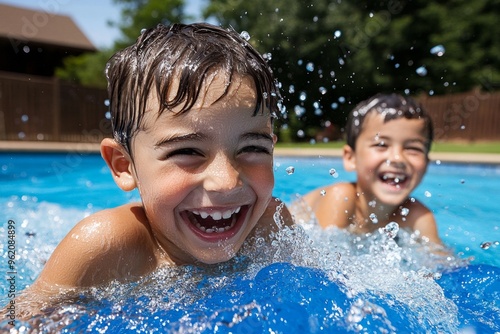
[239,31,250,41]
[0,198,487,333]
[416,66,427,76]
[430,44,446,57]
[383,222,399,239]
[329,168,338,178]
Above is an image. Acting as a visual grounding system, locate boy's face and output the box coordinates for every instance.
[129,74,276,264]
[344,113,429,206]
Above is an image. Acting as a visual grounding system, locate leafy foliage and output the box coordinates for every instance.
[55,0,189,88]
[204,0,500,141]
[56,0,500,141]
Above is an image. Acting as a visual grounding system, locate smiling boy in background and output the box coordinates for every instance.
[302,93,442,244]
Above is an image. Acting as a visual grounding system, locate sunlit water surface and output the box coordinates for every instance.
[0,152,499,333]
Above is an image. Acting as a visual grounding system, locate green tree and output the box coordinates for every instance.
[56,0,190,88]
[111,0,188,49]
[204,0,500,141]
[55,49,114,88]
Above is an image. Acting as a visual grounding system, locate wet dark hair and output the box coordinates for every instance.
[106,23,282,153]
[345,93,434,152]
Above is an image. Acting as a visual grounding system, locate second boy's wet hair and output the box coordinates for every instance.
[106,23,282,154]
[345,93,434,152]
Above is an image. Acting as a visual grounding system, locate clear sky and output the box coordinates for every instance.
[0,0,205,49]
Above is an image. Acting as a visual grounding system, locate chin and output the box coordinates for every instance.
[194,244,240,265]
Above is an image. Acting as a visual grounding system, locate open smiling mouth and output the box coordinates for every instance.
[379,172,408,186]
[183,206,247,235]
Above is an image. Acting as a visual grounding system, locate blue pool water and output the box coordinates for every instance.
[1,152,499,333]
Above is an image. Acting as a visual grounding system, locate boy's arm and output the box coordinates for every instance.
[405,201,442,245]
[17,204,157,316]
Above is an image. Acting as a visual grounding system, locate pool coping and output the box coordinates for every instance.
[1,140,500,164]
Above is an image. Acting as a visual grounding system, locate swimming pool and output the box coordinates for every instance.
[1,152,499,332]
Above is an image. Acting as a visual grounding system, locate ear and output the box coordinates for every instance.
[343,144,356,172]
[272,133,278,145]
[100,138,137,191]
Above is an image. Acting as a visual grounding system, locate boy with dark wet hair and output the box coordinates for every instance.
[303,93,441,244]
[16,22,293,315]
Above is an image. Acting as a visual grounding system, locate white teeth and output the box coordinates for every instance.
[222,210,232,219]
[382,173,406,182]
[191,207,241,221]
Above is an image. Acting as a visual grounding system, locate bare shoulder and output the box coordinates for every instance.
[400,199,441,244]
[303,182,356,229]
[252,197,294,239]
[31,203,159,290]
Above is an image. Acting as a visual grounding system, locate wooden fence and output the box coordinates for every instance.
[417,89,500,141]
[0,71,111,143]
[0,70,499,143]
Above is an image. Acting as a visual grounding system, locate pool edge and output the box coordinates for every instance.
[1,141,500,164]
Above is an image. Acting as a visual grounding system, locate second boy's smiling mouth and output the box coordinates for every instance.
[378,172,408,187]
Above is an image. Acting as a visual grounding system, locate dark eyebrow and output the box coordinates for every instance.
[240,132,274,142]
[154,133,206,148]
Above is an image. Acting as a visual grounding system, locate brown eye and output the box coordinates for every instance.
[240,145,271,155]
[165,148,202,158]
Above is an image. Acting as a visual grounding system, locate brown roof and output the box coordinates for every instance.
[0,3,96,51]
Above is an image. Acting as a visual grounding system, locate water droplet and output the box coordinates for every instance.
[294,105,306,117]
[285,166,295,175]
[460,179,465,184]
[240,31,251,41]
[329,168,338,178]
[435,160,441,165]
[368,200,377,207]
[319,86,327,95]
[333,30,342,38]
[430,44,445,57]
[384,222,399,239]
[400,207,410,216]
[416,66,427,76]
[480,241,491,250]
[460,125,466,130]
[21,114,29,122]
[369,213,378,224]
[320,189,326,196]
[140,28,147,34]
[18,132,26,139]
[299,91,307,101]
[105,111,111,120]
[424,191,432,198]
[338,57,345,66]
[297,130,305,138]
[263,52,272,61]
[306,62,315,72]
[104,99,110,107]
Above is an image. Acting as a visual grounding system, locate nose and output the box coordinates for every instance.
[386,146,407,167]
[203,153,243,193]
